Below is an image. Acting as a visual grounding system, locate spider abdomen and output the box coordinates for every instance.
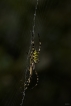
[33,50,39,63]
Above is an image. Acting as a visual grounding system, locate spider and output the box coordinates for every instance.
[24,32,41,90]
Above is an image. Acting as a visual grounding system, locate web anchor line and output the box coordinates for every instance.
[33,0,38,37]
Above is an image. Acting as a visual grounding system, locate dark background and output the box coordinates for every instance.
[0,0,71,106]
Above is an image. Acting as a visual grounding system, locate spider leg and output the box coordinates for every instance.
[31,32,35,52]
[35,70,39,85]
[38,33,41,53]
[24,64,33,90]
[31,70,39,89]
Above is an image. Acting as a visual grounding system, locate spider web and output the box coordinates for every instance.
[1,0,55,106]
[20,0,55,106]
[20,0,39,106]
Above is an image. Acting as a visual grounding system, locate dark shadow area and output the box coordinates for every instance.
[0,0,71,106]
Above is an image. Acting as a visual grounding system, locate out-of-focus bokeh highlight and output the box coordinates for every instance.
[0,0,71,106]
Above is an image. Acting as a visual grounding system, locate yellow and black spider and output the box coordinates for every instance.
[24,32,41,90]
